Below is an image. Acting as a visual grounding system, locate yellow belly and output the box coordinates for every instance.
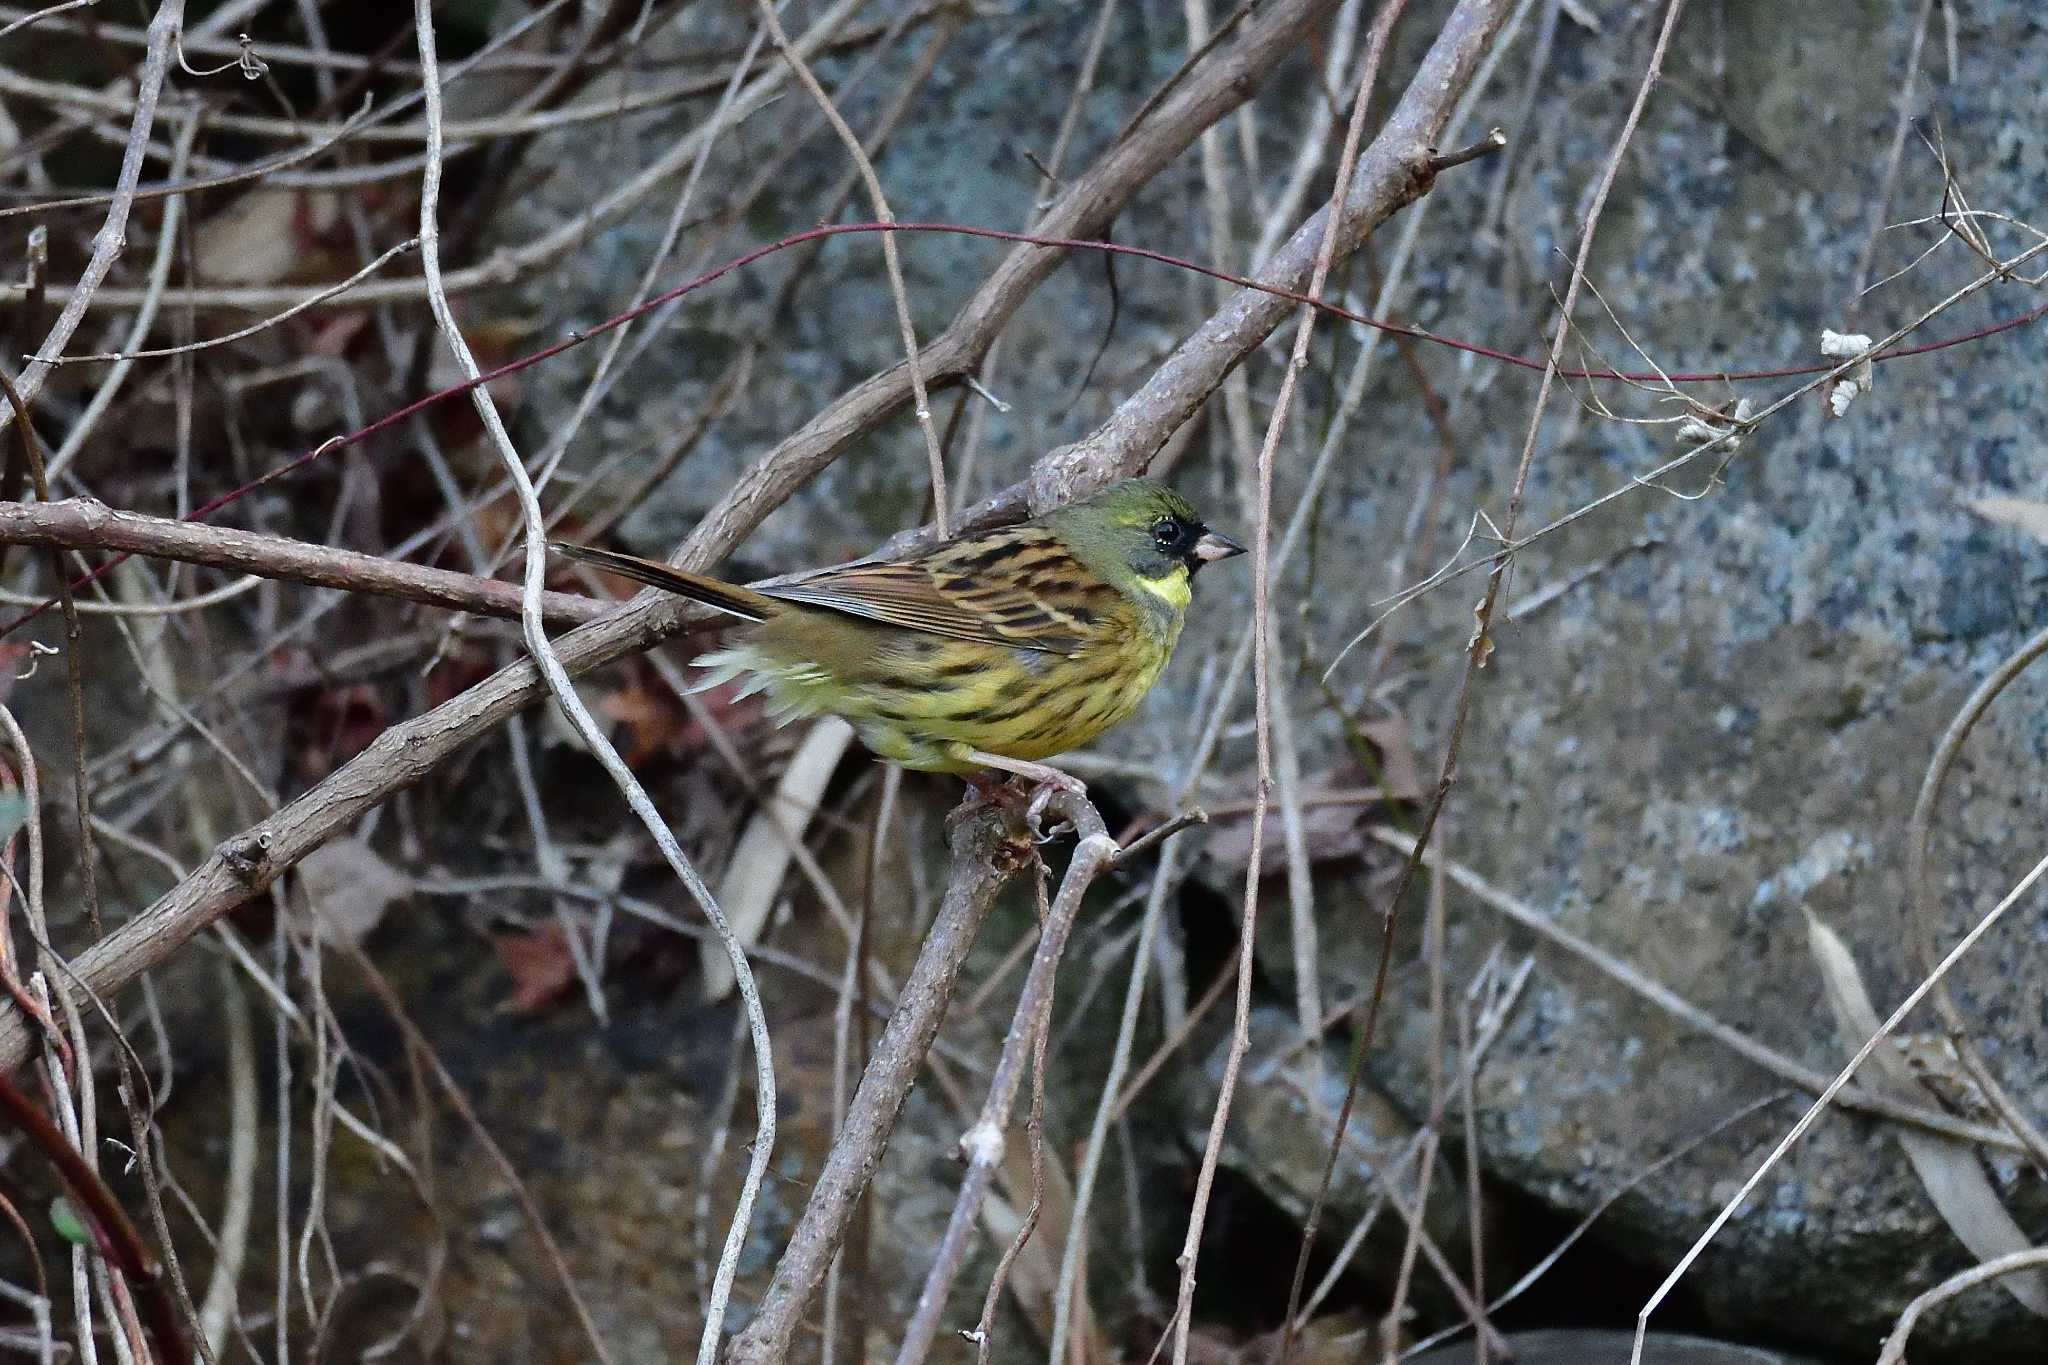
[699,611,1181,774]
[850,632,1172,771]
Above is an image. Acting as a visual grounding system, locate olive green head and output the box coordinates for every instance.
[1043,479,1246,597]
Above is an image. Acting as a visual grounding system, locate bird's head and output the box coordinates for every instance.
[1048,479,1246,607]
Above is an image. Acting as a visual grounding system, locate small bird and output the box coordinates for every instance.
[552,479,1244,796]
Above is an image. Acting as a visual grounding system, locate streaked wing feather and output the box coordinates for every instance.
[762,526,1092,655]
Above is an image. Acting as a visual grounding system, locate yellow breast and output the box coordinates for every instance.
[706,567,1191,774]
[848,605,1178,770]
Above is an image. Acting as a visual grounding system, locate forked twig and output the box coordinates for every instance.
[729,812,1022,1365]
[895,795,1121,1365]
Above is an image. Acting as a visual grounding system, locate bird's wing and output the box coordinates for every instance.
[762,525,1097,655]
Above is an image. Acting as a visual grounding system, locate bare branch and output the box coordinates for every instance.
[0,499,604,628]
[728,812,1023,1365]
[893,800,1119,1364]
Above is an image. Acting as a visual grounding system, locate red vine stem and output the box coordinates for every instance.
[0,1071,182,1362]
[5,217,2039,638]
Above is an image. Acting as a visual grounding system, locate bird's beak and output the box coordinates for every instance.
[1192,529,1247,563]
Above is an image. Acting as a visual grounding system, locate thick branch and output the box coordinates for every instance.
[893,0,1518,551]
[673,0,1348,568]
[0,499,603,628]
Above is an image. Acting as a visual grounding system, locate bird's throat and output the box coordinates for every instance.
[1133,567,1192,614]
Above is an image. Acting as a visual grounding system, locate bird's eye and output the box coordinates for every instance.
[1152,517,1183,551]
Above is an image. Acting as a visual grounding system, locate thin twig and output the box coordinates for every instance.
[1367,826,2025,1148]
[0,1073,181,1362]
[969,867,1056,1364]
[2,0,862,316]
[42,109,197,480]
[1848,0,1937,301]
[728,813,1022,1365]
[1905,619,2048,1168]
[0,498,604,626]
[1047,825,1196,1363]
[895,799,1120,1365]
[1287,18,1690,1341]
[0,0,1361,1169]
[338,940,609,1362]
[1059,6,1516,1339]
[0,96,379,224]
[1875,1248,2048,1365]
[1328,230,2048,671]
[1177,2,1407,1358]
[753,0,950,534]
[196,961,254,1359]
[1632,851,2048,1364]
[1399,1091,1789,1358]
[411,6,655,1361]
[0,0,183,432]
[42,239,421,365]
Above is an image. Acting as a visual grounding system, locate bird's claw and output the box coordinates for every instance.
[1023,775,1086,843]
[1025,787,1062,842]
[951,762,1087,841]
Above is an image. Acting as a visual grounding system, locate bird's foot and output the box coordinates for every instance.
[1021,775,1087,843]
[951,749,1087,842]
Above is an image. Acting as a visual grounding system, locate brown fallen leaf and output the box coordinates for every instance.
[596,670,694,767]
[590,656,767,767]
[1204,749,1421,876]
[493,919,577,1017]
[289,680,388,785]
[298,838,410,947]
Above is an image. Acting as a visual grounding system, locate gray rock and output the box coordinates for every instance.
[494,1,1207,570]
[1202,1007,1491,1308]
[1320,1,2048,1359]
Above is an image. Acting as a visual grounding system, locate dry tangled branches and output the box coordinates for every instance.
[0,1,2044,1363]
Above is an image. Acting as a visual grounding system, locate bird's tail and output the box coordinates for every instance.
[549,541,778,623]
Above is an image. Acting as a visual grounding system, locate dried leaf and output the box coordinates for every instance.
[701,716,854,1000]
[493,919,576,1017]
[298,838,410,947]
[1206,788,1376,874]
[1355,713,1428,803]
[595,673,690,766]
[194,188,346,286]
[1803,909,2048,1317]
[1969,496,2048,545]
[1206,740,1419,876]
[290,681,388,784]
